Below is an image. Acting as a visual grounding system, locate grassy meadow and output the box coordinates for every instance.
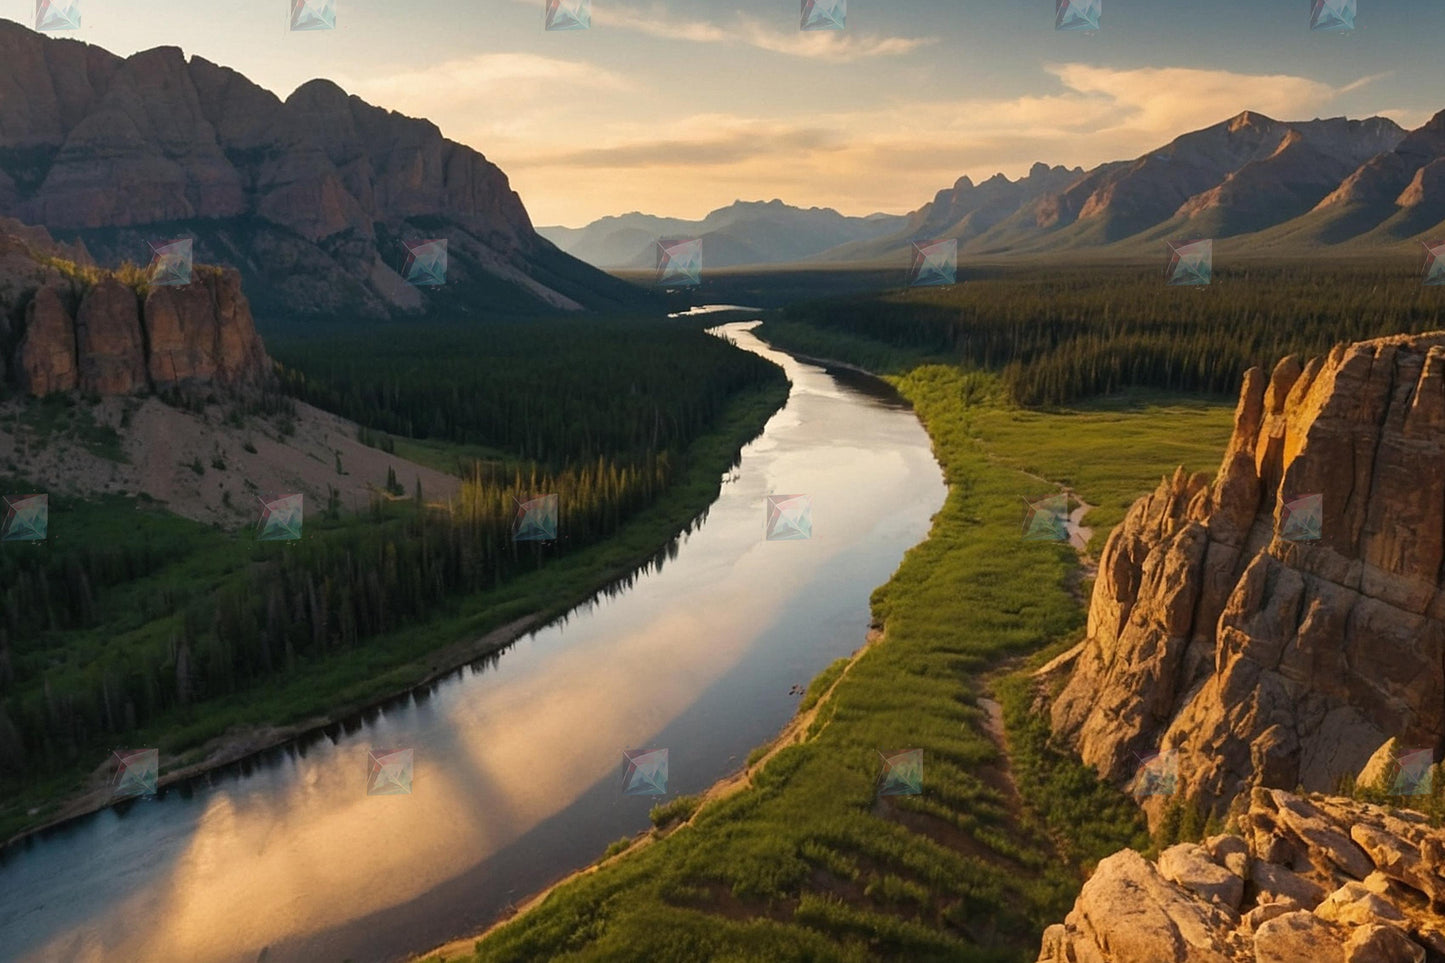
[440,330,1236,962]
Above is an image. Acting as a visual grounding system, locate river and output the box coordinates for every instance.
[0,320,948,963]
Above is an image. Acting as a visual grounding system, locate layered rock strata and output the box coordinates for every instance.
[1046,333,1445,826]
[1037,789,1445,963]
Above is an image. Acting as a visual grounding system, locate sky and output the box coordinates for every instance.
[5,0,1444,226]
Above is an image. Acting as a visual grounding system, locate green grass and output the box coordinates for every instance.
[438,345,1236,963]
[0,380,789,845]
[8,394,127,463]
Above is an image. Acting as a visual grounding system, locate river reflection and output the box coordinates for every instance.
[0,322,947,963]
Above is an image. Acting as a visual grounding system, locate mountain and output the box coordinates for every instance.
[538,199,908,269]
[1039,332,1445,830]
[819,111,1421,263]
[0,19,648,323]
[1039,788,1445,963]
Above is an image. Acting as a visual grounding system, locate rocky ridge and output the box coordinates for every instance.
[1,217,270,396]
[1043,332,1445,828]
[1038,788,1445,963]
[0,20,644,320]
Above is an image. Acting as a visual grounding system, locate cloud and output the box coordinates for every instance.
[334,52,635,107]
[508,0,932,62]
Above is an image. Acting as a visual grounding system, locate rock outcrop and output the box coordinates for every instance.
[1037,789,1445,963]
[1045,333,1445,827]
[0,20,646,320]
[2,223,270,396]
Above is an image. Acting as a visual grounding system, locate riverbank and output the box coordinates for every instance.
[421,332,1234,963]
[0,377,791,851]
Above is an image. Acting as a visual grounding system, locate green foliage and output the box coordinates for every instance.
[650,795,701,828]
[776,260,1445,406]
[602,837,635,860]
[463,367,1234,963]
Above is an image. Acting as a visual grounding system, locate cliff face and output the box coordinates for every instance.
[0,20,645,320]
[1046,333,1445,826]
[1038,789,1445,963]
[2,220,270,396]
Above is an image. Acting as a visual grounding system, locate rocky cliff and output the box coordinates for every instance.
[0,20,647,321]
[1,218,270,396]
[1038,788,1445,963]
[1044,333,1445,828]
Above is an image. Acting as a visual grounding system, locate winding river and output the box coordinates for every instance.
[0,320,948,963]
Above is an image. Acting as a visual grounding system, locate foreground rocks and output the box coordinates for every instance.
[1044,333,1445,827]
[1038,789,1445,963]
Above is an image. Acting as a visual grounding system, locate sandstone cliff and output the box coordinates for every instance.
[0,20,647,321]
[1045,333,1445,827]
[1038,788,1445,963]
[1,221,270,396]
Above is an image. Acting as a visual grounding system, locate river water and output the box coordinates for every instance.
[0,321,947,963]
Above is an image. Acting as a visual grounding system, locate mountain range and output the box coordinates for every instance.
[0,19,649,324]
[550,110,1445,270]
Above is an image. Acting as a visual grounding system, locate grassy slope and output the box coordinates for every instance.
[0,380,788,845]
[442,330,1235,963]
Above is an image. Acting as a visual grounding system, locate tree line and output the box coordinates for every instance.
[782,260,1445,405]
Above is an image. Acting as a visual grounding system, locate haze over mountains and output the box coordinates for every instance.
[0,19,646,324]
[550,110,1445,270]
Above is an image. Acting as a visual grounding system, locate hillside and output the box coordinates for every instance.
[0,19,651,323]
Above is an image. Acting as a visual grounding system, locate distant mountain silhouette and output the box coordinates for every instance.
[539,199,908,269]
[0,19,650,323]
